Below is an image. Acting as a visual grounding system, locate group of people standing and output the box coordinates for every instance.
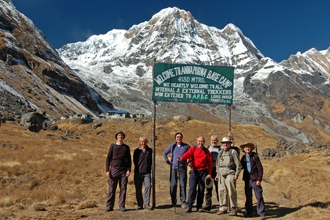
[105,130,153,212]
[105,130,266,219]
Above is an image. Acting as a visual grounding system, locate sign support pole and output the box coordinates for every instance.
[228,104,232,132]
[151,59,157,208]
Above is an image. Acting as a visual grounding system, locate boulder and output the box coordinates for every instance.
[20,111,51,132]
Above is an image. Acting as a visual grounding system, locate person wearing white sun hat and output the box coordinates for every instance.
[215,136,242,216]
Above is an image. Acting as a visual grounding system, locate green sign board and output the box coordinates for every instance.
[152,63,234,105]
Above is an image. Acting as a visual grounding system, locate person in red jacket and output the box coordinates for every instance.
[178,136,212,213]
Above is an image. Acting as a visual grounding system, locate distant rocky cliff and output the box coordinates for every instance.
[0,0,114,119]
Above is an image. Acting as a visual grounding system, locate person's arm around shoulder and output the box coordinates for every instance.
[240,155,246,170]
[214,149,222,181]
[232,149,242,180]
[133,147,139,166]
[206,150,213,179]
[177,146,193,162]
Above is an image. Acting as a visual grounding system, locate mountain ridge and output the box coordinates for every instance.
[1,2,329,144]
[57,7,330,144]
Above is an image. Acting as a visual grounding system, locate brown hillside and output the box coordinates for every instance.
[0,118,329,219]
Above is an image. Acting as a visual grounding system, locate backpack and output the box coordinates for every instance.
[218,146,240,170]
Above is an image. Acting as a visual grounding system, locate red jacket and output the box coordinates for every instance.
[181,146,213,175]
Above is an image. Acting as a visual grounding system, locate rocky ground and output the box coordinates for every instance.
[0,117,329,220]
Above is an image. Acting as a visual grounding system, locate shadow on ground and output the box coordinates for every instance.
[265,201,330,218]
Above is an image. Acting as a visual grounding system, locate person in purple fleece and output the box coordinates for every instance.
[162,132,190,208]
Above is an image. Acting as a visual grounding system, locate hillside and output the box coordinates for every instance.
[0,118,329,219]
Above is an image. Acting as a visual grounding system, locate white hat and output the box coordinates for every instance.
[221,137,232,143]
[205,178,213,189]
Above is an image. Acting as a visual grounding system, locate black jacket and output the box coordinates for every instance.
[240,152,263,182]
[133,146,152,174]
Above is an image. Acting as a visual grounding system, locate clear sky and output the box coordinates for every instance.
[11,0,330,62]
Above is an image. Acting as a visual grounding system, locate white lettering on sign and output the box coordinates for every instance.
[207,90,232,95]
[155,66,209,85]
[181,89,205,94]
[154,69,176,85]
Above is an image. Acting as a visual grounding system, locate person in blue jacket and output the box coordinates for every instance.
[162,132,190,208]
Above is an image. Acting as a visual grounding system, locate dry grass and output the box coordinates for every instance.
[0,118,329,219]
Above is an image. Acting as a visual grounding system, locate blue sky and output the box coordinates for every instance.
[12,0,330,62]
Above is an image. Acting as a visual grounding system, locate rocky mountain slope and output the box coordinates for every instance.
[57,7,330,144]
[0,0,114,119]
[0,1,329,144]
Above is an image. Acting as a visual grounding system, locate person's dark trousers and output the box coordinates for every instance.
[134,173,151,206]
[205,168,219,208]
[186,169,207,209]
[107,169,128,209]
[244,179,266,216]
[170,168,187,206]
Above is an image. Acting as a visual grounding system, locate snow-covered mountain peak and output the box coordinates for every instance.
[1,1,330,143]
[150,7,194,23]
[55,7,330,143]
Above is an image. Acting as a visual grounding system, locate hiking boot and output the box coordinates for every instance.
[105,206,113,212]
[260,215,267,220]
[243,212,253,217]
[185,207,192,213]
[119,207,127,212]
[136,206,143,210]
[181,203,187,209]
[144,205,153,210]
[198,206,210,212]
[229,208,237,216]
[216,210,227,215]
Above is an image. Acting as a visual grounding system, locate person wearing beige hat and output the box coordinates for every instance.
[240,142,266,220]
[105,130,132,212]
[215,137,242,216]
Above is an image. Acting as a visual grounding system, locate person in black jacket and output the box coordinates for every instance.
[133,137,153,210]
[240,142,266,220]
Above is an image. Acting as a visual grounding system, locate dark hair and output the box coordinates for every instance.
[174,132,183,139]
